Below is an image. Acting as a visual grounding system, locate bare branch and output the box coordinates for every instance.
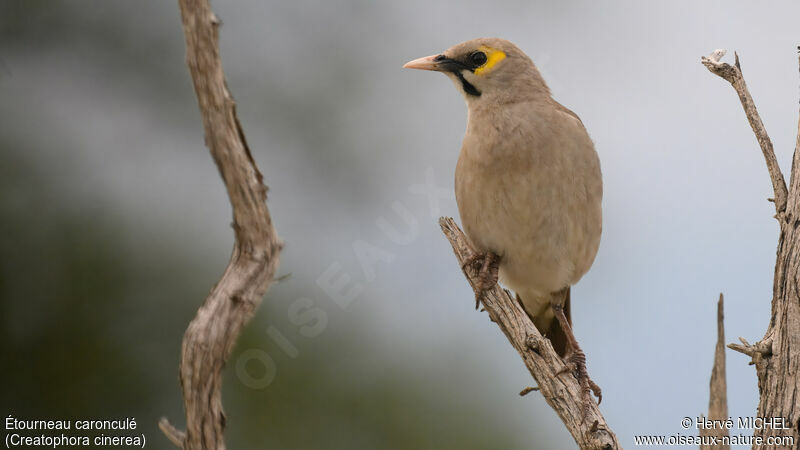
[790,47,800,218]
[700,294,729,450]
[440,217,620,450]
[701,49,788,216]
[727,336,772,359]
[158,418,186,448]
[160,0,282,448]
[702,48,800,450]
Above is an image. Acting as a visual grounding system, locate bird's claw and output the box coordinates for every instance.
[557,348,602,417]
[461,248,499,309]
[551,300,601,418]
[460,249,482,271]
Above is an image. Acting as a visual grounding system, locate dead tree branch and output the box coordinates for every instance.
[700,294,730,450]
[701,48,800,450]
[440,217,620,450]
[701,49,788,216]
[790,49,800,220]
[728,336,772,360]
[159,1,281,448]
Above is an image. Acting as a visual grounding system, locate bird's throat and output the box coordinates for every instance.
[454,71,481,97]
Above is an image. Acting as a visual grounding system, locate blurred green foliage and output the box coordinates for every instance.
[0,144,523,449]
[0,1,536,448]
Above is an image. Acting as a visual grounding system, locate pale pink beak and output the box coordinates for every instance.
[403,54,444,71]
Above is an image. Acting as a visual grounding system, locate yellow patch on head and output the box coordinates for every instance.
[474,46,506,76]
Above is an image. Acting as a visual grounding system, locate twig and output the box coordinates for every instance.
[701,49,788,216]
[519,386,540,396]
[160,1,282,448]
[700,294,730,450]
[158,418,186,448]
[727,336,772,359]
[440,217,620,450]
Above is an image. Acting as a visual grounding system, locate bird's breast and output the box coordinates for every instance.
[455,103,602,294]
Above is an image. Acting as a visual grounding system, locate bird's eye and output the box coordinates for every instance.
[470,51,488,66]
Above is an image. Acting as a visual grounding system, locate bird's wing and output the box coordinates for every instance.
[551,99,583,124]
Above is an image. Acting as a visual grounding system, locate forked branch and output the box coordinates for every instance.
[701,48,800,450]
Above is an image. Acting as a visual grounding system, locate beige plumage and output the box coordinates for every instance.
[405,38,602,401]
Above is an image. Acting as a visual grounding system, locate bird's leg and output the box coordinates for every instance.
[551,299,602,417]
[475,252,500,305]
[461,246,500,309]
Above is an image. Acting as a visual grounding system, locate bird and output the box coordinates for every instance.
[404,38,603,406]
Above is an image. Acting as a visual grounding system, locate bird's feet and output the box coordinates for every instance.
[558,346,602,417]
[461,248,499,309]
[552,303,602,418]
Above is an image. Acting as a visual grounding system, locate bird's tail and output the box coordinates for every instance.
[517,287,571,357]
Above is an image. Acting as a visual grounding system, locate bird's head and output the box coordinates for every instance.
[404,37,549,104]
